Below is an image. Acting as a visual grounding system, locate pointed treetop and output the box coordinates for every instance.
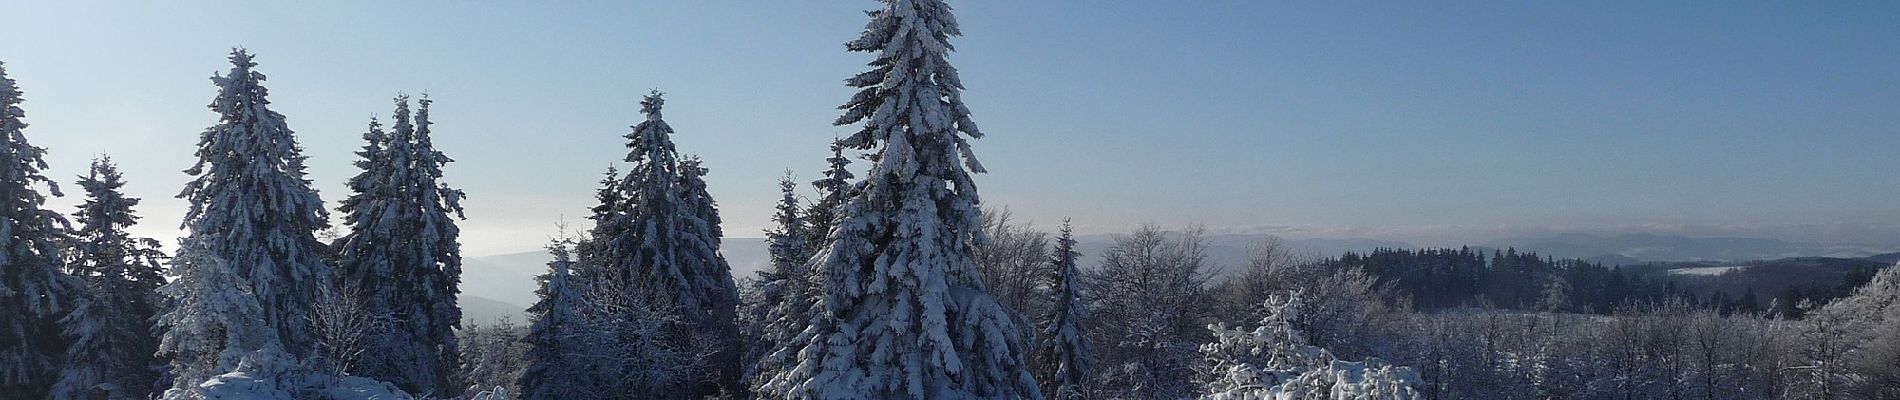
[227,48,256,68]
[641,90,665,121]
[218,49,264,90]
[362,116,386,145]
[89,154,117,175]
[417,92,435,143]
[393,92,412,115]
[1,60,59,198]
[79,155,128,202]
[812,137,855,196]
[779,169,799,194]
[2,61,24,124]
[1058,217,1073,244]
[2,60,18,98]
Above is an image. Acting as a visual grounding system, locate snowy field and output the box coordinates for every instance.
[1666,266,1748,276]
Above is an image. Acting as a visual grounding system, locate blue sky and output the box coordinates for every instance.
[3,1,1898,255]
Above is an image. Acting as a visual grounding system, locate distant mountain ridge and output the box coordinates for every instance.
[1486,232,1896,264]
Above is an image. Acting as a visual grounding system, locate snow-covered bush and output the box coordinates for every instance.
[1200,290,1422,400]
[1798,262,1900,399]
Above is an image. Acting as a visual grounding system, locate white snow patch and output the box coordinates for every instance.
[165,371,412,400]
[1667,266,1747,276]
[321,376,413,400]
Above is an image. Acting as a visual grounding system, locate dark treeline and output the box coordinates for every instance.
[1324,247,1654,313]
[1321,247,1876,316]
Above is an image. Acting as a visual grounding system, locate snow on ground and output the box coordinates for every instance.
[170,371,411,400]
[1667,266,1747,276]
[321,376,412,400]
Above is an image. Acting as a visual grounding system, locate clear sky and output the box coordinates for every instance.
[3,1,1898,255]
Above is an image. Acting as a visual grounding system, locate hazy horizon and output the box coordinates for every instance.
[5,1,1898,257]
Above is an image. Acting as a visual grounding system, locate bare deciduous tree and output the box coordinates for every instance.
[975,207,1051,342]
[309,283,391,379]
[1084,224,1215,399]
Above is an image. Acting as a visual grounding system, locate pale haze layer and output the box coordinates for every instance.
[3,1,1898,256]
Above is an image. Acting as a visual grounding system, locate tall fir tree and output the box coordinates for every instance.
[0,60,97,400]
[676,154,742,390]
[598,90,682,287]
[803,139,854,251]
[766,173,811,284]
[332,94,466,394]
[746,174,817,389]
[585,91,742,396]
[409,96,469,393]
[675,154,738,323]
[762,1,1044,398]
[58,157,169,399]
[156,49,333,391]
[1035,220,1089,400]
[575,166,622,284]
[518,238,590,399]
[332,113,394,376]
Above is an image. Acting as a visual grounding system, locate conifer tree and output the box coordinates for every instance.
[803,139,854,251]
[51,295,111,400]
[598,90,683,287]
[56,157,169,399]
[332,114,394,375]
[676,155,742,388]
[586,92,742,396]
[746,174,816,389]
[0,60,95,400]
[518,238,590,399]
[676,154,739,330]
[1036,220,1089,400]
[409,95,468,393]
[575,166,623,284]
[333,94,466,394]
[156,49,332,391]
[766,174,810,283]
[762,1,1043,397]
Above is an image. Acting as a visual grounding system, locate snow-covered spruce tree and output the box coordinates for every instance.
[154,239,280,398]
[408,95,468,394]
[761,1,1043,398]
[676,154,742,386]
[56,157,170,399]
[1034,220,1089,400]
[332,94,466,394]
[745,174,816,388]
[583,91,741,396]
[518,238,591,400]
[803,139,854,251]
[765,173,811,284]
[329,115,393,378]
[575,166,623,284]
[51,295,111,400]
[1198,290,1422,400]
[594,91,681,287]
[156,49,333,395]
[0,61,95,400]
